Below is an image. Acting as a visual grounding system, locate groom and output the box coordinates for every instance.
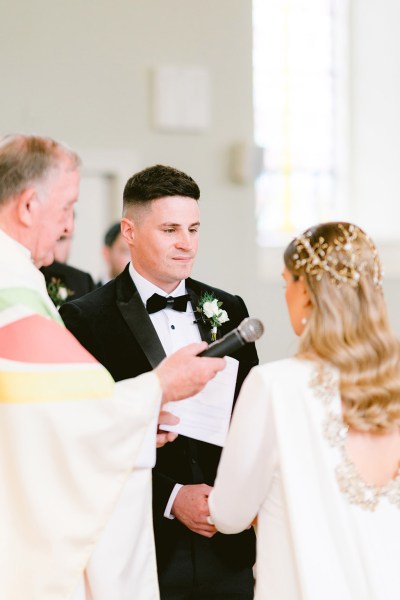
[60,164,258,599]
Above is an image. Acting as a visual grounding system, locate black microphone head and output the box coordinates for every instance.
[237,317,264,343]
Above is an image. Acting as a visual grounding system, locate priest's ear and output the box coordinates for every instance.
[120,217,135,245]
[15,187,39,227]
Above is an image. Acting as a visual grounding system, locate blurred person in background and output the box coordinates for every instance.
[41,227,96,308]
[100,221,130,284]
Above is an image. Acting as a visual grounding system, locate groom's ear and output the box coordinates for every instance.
[120,218,135,245]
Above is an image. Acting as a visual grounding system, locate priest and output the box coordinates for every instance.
[0,134,224,599]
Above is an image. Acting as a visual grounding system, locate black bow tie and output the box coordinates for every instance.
[146,293,191,314]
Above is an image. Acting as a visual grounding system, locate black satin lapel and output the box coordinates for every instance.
[116,275,166,368]
[187,287,212,343]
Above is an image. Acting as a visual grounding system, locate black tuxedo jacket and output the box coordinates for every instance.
[60,265,258,574]
[41,261,96,306]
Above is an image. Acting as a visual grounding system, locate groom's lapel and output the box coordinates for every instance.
[186,281,212,343]
[116,269,166,368]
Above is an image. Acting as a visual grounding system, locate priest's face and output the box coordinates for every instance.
[122,196,200,294]
[30,159,80,267]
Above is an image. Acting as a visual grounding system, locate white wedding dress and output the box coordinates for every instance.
[209,358,400,599]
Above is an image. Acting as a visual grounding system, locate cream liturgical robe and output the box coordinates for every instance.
[0,231,161,599]
[209,358,400,600]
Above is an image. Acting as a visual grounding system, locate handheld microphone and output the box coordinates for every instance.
[198,317,264,358]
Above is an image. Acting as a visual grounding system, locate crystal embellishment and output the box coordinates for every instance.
[335,457,400,512]
[310,363,400,512]
[292,224,383,290]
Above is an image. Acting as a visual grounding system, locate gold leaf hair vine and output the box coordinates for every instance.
[292,224,383,289]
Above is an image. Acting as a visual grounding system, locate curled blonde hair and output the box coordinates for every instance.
[284,222,400,433]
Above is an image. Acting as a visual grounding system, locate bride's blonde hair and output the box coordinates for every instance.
[284,222,400,433]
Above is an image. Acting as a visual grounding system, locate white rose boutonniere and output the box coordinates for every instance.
[196,292,229,341]
[47,277,74,309]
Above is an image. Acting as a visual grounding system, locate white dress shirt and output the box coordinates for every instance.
[129,262,202,517]
[129,263,201,354]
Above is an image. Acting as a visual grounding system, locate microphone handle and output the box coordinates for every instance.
[198,329,245,358]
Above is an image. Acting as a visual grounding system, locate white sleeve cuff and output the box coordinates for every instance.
[164,483,183,519]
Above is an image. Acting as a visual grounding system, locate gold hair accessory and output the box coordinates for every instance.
[292,224,383,289]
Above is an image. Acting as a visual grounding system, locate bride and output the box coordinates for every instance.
[209,222,400,599]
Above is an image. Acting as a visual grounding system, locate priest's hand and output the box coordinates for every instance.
[155,343,225,404]
[156,411,179,448]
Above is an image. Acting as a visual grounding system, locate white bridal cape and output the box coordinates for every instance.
[209,358,400,600]
[0,230,161,599]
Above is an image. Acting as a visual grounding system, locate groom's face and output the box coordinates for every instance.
[124,195,200,293]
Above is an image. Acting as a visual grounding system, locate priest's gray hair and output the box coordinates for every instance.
[0,134,81,205]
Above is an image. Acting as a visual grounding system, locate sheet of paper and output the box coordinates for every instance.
[159,356,239,447]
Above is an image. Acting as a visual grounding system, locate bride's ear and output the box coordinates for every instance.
[298,276,312,309]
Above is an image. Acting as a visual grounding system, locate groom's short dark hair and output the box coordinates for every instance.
[123,164,200,212]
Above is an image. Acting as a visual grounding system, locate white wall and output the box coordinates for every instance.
[350,0,400,243]
[1,0,400,363]
[0,0,256,286]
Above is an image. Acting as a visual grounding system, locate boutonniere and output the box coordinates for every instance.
[47,277,74,308]
[196,292,229,341]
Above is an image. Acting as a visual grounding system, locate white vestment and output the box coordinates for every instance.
[209,358,400,599]
[0,230,161,599]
